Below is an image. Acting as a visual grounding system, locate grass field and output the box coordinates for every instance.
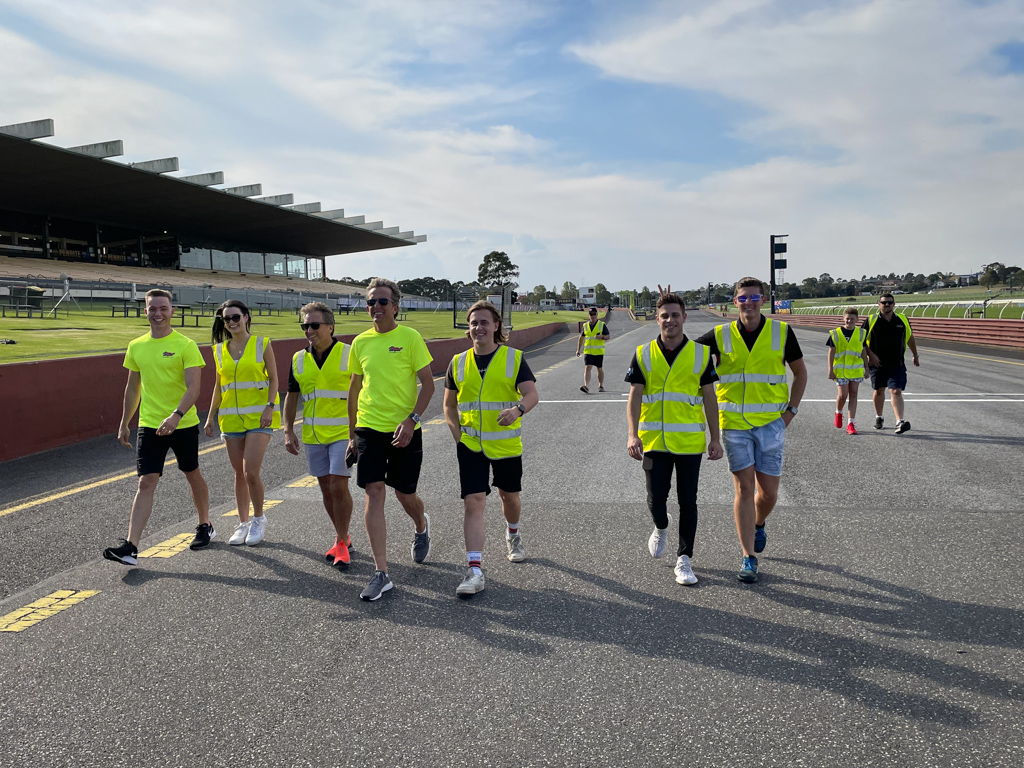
[0,304,591,364]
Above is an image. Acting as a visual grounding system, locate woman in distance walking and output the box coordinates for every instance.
[204,300,281,546]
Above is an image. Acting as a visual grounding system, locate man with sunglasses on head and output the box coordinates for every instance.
[862,293,919,435]
[284,302,356,570]
[696,277,807,584]
[347,277,434,601]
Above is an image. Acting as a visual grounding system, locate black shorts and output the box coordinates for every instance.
[869,365,908,391]
[583,354,604,368]
[456,441,523,498]
[136,425,200,476]
[354,427,423,494]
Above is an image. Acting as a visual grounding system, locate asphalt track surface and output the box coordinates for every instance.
[1,310,1022,767]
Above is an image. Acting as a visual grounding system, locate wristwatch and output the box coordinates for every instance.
[515,403,526,415]
[409,412,421,424]
[172,409,185,418]
[785,405,798,415]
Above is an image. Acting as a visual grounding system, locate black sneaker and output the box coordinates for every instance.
[874,416,884,430]
[189,523,217,550]
[103,539,138,566]
[895,420,911,435]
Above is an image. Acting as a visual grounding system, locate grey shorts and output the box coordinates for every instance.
[305,440,351,478]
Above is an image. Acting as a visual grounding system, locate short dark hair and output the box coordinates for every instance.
[145,288,172,303]
[880,292,894,301]
[656,293,685,311]
[843,307,859,317]
[588,308,597,315]
[299,301,335,327]
[733,276,767,294]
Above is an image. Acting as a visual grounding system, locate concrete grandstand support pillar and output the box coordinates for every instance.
[131,157,179,174]
[0,118,54,139]
[67,141,124,158]
[224,184,262,197]
[179,172,224,186]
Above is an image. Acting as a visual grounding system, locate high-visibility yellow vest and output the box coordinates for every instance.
[291,342,352,445]
[582,320,607,355]
[213,335,281,433]
[714,319,789,430]
[637,340,708,455]
[866,312,913,353]
[453,345,524,459]
[830,326,866,379]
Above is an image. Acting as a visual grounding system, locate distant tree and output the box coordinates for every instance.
[477,251,519,290]
[801,276,820,298]
[560,281,577,302]
[638,286,653,308]
[529,284,547,304]
[594,283,612,306]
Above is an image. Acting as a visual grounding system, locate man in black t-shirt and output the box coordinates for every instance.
[862,293,920,434]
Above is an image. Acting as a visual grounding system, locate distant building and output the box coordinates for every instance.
[578,286,596,305]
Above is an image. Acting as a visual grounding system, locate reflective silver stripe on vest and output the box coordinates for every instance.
[301,389,348,402]
[457,400,517,412]
[220,380,268,393]
[256,335,265,363]
[641,342,652,372]
[506,346,516,378]
[718,402,786,413]
[456,351,468,384]
[771,319,781,351]
[339,343,350,371]
[717,373,787,384]
[692,343,705,374]
[294,352,305,375]
[641,392,703,405]
[461,426,522,440]
[720,325,733,354]
[220,404,268,416]
[214,343,223,369]
[638,422,706,433]
[304,416,349,426]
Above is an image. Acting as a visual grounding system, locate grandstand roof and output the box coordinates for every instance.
[0,123,424,257]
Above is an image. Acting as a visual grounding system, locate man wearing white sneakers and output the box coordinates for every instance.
[444,301,539,597]
[626,288,723,586]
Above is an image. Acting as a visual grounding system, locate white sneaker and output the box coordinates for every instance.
[647,515,670,558]
[456,567,485,596]
[674,555,698,585]
[228,521,250,546]
[246,515,266,546]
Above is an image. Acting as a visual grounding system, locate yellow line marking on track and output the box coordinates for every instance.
[0,443,226,519]
[0,590,101,633]
[424,417,446,426]
[927,349,1024,367]
[287,476,319,488]
[221,499,283,517]
[138,532,194,559]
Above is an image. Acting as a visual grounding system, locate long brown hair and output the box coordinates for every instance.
[465,300,507,344]
[211,300,252,344]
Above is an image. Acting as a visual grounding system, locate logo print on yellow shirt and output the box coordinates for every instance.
[162,351,176,357]
[388,346,403,352]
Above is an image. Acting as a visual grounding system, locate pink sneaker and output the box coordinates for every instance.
[846,422,858,435]
[833,412,843,429]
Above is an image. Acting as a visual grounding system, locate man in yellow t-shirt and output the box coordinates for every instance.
[347,277,434,601]
[102,289,213,565]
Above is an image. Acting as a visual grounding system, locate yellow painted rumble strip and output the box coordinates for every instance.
[0,444,225,519]
[0,590,101,633]
[927,348,1024,367]
[138,532,194,559]
[221,499,283,517]
[287,476,319,488]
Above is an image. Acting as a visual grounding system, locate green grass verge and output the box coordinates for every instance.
[0,305,592,364]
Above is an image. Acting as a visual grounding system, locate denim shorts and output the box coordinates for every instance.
[222,427,275,440]
[834,378,861,387]
[723,417,786,476]
[306,440,351,478]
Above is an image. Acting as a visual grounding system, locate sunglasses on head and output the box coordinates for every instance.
[299,322,324,331]
[736,294,763,303]
[222,313,243,322]
[366,297,392,306]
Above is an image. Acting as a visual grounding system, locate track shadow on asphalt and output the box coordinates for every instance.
[119,547,1020,729]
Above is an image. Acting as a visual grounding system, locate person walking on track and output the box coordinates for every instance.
[576,307,610,392]
[283,302,356,570]
[204,300,280,546]
[103,289,213,565]
[696,277,807,584]
[444,301,539,597]
[626,288,723,586]
[863,293,920,435]
[826,307,870,435]
[347,278,434,601]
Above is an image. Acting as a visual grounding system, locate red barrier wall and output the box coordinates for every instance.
[0,322,567,462]
[771,314,1024,349]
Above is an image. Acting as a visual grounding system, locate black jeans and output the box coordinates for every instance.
[643,451,702,557]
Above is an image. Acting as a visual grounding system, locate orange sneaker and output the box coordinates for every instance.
[833,412,843,429]
[332,540,351,570]
[846,422,858,435]
[325,541,343,563]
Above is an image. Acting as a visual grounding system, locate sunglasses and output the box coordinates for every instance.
[366,297,392,306]
[735,294,763,303]
[299,322,324,331]
[222,313,244,323]
[879,300,894,305]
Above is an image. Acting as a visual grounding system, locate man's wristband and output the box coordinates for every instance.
[172,409,184,418]
[515,403,526,415]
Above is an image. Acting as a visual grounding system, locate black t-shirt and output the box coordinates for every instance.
[287,339,338,392]
[624,336,719,387]
[695,316,803,363]
[862,313,909,367]
[445,347,536,391]
[825,326,856,348]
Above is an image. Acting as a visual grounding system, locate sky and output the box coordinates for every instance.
[1,0,1023,293]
